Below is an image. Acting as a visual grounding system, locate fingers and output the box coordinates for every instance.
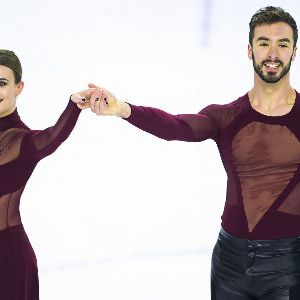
[94,90,104,115]
[73,85,113,114]
[84,88,97,101]
[77,102,90,110]
[88,83,99,89]
[79,88,98,100]
[90,89,102,114]
[97,90,109,115]
[90,88,111,115]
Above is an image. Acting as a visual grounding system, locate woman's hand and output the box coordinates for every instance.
[70,88,97,110]
[87,83,131,118]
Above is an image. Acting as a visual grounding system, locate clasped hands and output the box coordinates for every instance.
[71,83,131,118]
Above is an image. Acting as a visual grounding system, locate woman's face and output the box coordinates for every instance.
[0,65,23,117]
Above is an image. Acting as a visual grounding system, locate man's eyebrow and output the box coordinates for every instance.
[0,78,8,81]
[256,36,270,42]
[256,36,291,43]
[278,38,292,43]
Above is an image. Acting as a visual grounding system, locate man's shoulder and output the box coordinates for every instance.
[199,92,248,115]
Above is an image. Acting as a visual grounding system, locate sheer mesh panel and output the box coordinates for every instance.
[126,93,300,238]
[178,113,217,141]
[278,182,300,216]
[127,101,239,142]
[232,122,300,232]
[0,128,27,165]
[0,187,24,230]
[196,103,239,141]
[25,100,82,160]
[31,105,76,151]
[0,101,81,232]
[0,129,27,231]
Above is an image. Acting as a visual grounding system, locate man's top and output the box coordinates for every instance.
[125,91,300,240]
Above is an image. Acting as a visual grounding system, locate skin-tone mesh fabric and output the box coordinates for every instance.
[0,128,27,165]
[125,92,300,238]
[24,100,82,160]
[232,122,300,232]
[0,100,81,232]
[0,129,27,230]
[0,187,24,230]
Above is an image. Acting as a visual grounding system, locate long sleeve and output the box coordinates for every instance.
[22,99,82,161]
[124,103,220,142]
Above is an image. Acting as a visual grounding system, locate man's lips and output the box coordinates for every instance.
[263,62,281,72]
[263,60,281,66]
[264,62,280,67]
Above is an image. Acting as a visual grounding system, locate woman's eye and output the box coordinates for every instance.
[0,82,7,87]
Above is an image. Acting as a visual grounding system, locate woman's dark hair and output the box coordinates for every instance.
[0,50,22,84]
[249,6,298,48]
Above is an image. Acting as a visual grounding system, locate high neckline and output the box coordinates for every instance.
[0,108,24,132]
[245,89,299,119]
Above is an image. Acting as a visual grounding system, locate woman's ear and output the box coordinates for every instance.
[15,81,24,97]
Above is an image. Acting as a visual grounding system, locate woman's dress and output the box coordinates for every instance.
[0,99,81,299]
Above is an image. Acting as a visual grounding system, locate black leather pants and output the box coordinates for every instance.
[211,227,300,299]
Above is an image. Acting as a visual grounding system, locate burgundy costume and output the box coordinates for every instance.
[125,91,300,240]
[0,100,81,299]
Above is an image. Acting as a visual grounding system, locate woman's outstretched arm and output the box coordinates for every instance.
[21,88,95,161]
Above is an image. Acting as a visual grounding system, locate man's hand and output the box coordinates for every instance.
[87,83,131,118]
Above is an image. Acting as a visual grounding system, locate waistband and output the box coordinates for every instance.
[219,227,300,251]
[0,224,24,234]
[0,224,25,242]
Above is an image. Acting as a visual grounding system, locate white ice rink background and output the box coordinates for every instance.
[1,0,300,299]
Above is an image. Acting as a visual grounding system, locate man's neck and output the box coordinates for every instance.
[249,75,295,110]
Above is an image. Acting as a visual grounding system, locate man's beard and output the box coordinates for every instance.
[252,53,293,84]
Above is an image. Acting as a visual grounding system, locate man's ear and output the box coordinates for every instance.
[292,46,297,61]
[248,44,253,60]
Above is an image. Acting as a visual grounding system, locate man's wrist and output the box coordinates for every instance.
[118,102,131,118]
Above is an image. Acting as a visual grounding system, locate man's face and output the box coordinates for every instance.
[248,22,297,84]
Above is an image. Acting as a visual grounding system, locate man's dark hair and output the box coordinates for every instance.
[249,6,298,48]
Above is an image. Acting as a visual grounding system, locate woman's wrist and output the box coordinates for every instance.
[70,94,81,103]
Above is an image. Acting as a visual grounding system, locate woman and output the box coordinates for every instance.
[0,49,92,300]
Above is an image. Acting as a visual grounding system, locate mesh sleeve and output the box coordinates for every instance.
[22,99,82,161]
[124,103,220,142]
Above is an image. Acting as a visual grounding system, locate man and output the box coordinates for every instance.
[80,6,300,300]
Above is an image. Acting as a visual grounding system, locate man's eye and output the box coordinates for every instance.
[0,82,7,87]
[279,44,288,48]
[259,43,268,46]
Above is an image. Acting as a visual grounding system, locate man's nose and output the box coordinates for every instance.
[267,44,279,61]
